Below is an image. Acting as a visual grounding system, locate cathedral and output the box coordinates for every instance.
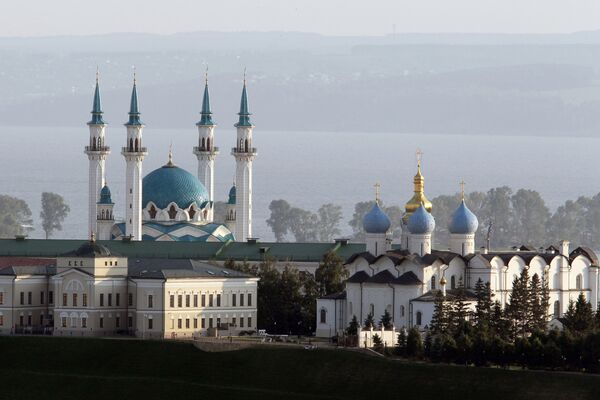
[85,71,256,243]
[316,157,599,339]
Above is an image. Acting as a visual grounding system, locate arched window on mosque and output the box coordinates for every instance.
[576,274,583,290]
[101,210,105,220]
[203,210,208,220]
[207,137,211,151]
[201,137,205,150]
[239,139,244,151]
[244,139,248,152]
[553,300,560,318]
[416,311,422,326]
[168,205,177,220]
[129,138,133,152]
[431,276,436,290]
[400,305,405,317]
[188,206,196,220]
[134,138,139,152]
[320,309,327,324]
[149,205,157,219]
[451,275,456,290]
[92,137,96,150]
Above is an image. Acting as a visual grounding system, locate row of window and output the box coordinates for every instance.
[168,293,252,309]
[60,315,134,329]
[60,293,136,308]
[170,316,252,330]
[16,291,54,306]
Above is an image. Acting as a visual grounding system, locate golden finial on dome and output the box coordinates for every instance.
[460,180,466,201]
[166,143,175,167]
[403,149,432,223]
[374,182,381,205]
[440,276,447,286]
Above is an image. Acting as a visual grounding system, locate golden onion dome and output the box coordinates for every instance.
[402,163,432,223]
[440,276,447,286]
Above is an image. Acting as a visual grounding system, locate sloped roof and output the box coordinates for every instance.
[394,271,422,285]
[128,258,253,279]
[366,269,396,284]
[62,241,116,258]
[320,291,346,300]
[346,270,370,284]
[570,246,599,265]
[412,288,477,302]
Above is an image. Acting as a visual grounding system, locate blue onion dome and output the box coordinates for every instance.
[363,202,391,234]
[142,163,209,209]
[227,185,236,205]
[407,204,435,234]
[449,200,479,234]
[98,185,113,204]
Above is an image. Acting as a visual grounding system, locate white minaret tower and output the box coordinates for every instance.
[193,71,219,221]
[96,184,115,240]
[231,75,257,242]
[84,70,110,237]
[121,74,147,240]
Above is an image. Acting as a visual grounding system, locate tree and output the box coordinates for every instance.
[406,327,423,358]
[40,192,70,239]
[364,313,375,329]
[266,199,292,241]
[288,207,319,242]
[396,329,407,356]
[349,201,375,241]
[474,279,493,331]
[0,195,33,238]
[379,309,393,330]
[317,203,342,242]
[448,278,470,335]
[529,273,550,332]
[506,268,531,338]
[315,251,348,296]
[372,333,384,353]
[430,291,449,335]
[347,315,359,335]
[564,293,594,334]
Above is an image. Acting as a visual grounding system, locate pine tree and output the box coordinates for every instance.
[347,315,359,335]
[529,273,546,333]
[396,328,407,356]
[364,313,375,329]
[506,268,531,338]
[448,277,470,335]
[406,327,423,358]
[379,309,393,330]
[430,291,449,335]
[564,292,594,333]
[474,278,494,331]
[372,333,384,353]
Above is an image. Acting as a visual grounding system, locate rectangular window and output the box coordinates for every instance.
[116,293,120,307]
[201,294,206,307]
[217,317,221,328]
[185,318,190,329]
[240,294,244,307]
[232,317,236,327]
[108,294,112,307]
[209,318,213,328]
[28,292,32,305]
[19,315,24,326]
[170,295,175,308]
[0,315,4,326]
[99,317,104,328]
[193,318,198,329]
[185,295,190,307]
[128,293,133,306]
[177,319,182,329]
[20,292,24,305]
[61,317,67,328]
[62,293,67,307]
[201,318,205,328]
[148,295,153,308]
[0,292,3,305]
[72,293,77,307]
[248,317,252,328]
[49,291,54,304]
[216,294,221,307]
[82,317,87,328]
[178,295,182,308]
[116,317,120,328]
[193,294,198,307]
[248,294,252,307]
[232,294,236,307]
[100,293,104,307]
[148,319,153,330]
[209,294,213,307]
[83,294,88,307]
[240,318,244,328]
[27,315,32,326]
[128,316,133,328]
[40,291,44,305]
[40,314,44,325]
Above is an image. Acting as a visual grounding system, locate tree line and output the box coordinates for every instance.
[0,192,70,239]
[265,187,600,249]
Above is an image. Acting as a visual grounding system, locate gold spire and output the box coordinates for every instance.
[460,180,466,201]
[374,182,381,205]
[403,149,432,223]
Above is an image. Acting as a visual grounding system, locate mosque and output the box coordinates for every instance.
[316,157,599,339]
[85,72,255,243]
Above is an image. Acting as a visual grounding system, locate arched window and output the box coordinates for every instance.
[134,138,139,152]
[101,210,105,220]
[244,139,248,152]
[451,275,456,290]
[206,137,211,150]
[168,205,177,220]
[129,138,133,152]
[431,276,436,290]
[416,311,422,326]
[239,139,244,150]
[320,308,327,324]
[188,206,196,219]
[553,300,560,318]
[92,137,96,150]
[400,305,405,317]
[576,274,583,290]
[201,137,205,150]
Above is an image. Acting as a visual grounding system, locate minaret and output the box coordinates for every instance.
[231,73,257,241]
[121,73,147,240]
[225,182,236,233]
[193,71,219,221]
[96,184,115,240]
[84,70,110,237]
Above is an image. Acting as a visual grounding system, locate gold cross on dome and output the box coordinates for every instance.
[374,182,381,204]
[416,148,423,168]
[460,180,466,200]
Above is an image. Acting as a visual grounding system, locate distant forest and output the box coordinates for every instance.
[247,187,600,249]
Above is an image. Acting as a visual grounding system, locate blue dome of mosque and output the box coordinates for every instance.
[407,204,435,234]
[363,203,391,234]
[142,164,209,209]
[98,185,113,204]
[449,200,479,234]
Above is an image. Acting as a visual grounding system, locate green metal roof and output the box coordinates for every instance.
[0,239,365,263]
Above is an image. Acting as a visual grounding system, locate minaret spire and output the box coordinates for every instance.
[198,67,214,126]
[236,69,253,128]
[126,70,142,126]
[89,68,105,125]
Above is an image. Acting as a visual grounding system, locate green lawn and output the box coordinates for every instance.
[0,336,598,400]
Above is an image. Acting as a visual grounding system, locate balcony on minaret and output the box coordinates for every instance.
[193,145,219,154]
[85,145,110,153]
[231,146,257,155]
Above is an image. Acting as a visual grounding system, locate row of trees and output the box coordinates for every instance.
[266,187,600,249]
[0,192,69,239]
[224,251,347,335]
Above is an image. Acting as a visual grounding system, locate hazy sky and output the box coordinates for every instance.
[1,0,600,37]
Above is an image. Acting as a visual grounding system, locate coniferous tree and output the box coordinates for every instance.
[529,273,546,333]
[379,309,393,330]
[474,278,494,331]
[564,292,594,334]
[448,277,470,335]
[372,333,384,353]
[406,327,423,358]
[506,268,531,338]
[396,329,407,356]
[430,291,449,335]
[364,313,375,329]
[347,315,359,335]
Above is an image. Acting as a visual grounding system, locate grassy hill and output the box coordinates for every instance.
[0,336,598,399]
